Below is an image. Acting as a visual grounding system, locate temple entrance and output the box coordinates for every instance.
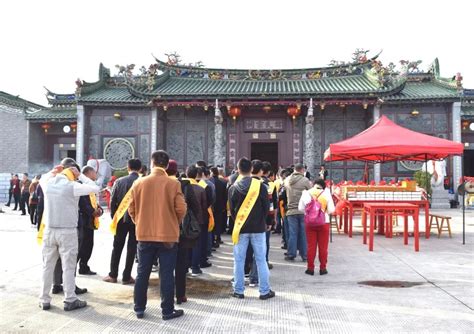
[250,142,278,172]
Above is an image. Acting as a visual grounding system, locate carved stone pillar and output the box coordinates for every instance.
[150,108,158,152]
[76,104,85,167]
[452,101,462,191]
[304,104,316,176]
[214,102,225,167]
[373,104,381,183]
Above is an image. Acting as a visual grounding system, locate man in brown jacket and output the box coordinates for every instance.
[128,150,187,320]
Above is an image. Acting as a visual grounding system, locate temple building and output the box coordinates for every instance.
[1,51,473,193]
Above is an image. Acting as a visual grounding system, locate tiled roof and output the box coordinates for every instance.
[0,91,44,110]
[145,75,395,97]
[25,107,77,120]
[79,87,146,104]
[384,82,459,101]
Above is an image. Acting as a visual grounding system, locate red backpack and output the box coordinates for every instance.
[304,192,326,227]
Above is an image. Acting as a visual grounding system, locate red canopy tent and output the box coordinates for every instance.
[323,115,466,244]
[324,115,463,162]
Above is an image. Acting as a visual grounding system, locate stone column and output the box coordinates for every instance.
[76,105,85,167]
[452,101,462,191]
[214,100,225,167]
[304,102,316,176]
[150,108,158,153]
[373,104,381,183]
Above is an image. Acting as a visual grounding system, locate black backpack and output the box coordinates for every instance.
[180,182,201,240]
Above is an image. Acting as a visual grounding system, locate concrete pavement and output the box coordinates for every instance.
[0,206,473,333]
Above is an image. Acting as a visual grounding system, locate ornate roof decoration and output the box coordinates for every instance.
[0,91,44,114]
[75,52,465,105]
[25,88,77,121]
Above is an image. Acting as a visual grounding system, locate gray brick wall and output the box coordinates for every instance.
[0,107,28,173]
[0,106,29,202]
[0,173,10,203]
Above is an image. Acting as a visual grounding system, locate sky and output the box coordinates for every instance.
[1,0,473,106]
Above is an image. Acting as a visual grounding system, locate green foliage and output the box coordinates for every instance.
[113,170,128,178]
[414,171,432,197]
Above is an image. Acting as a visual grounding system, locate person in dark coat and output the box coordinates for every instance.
[166,161,203,304]
[77,166,103,275]
[210,167,228,247]
[6,174,14,207]
[103,159,142,285]
[187,166,209,277]
[11,174,21,210]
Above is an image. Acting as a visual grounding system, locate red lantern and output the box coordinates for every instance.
[228,106,241,120]
[70,123,77,132]
[287,106,301,120]
[41,123,51,133]
[462,120,469,130]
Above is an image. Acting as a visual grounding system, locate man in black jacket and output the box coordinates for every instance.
[210,167,228,247]
[103,159,142,285]
[78,166,103,275]
[228,157,275,300]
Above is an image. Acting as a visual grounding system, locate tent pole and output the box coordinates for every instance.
[329,155,333,243]
[462,154,465,245]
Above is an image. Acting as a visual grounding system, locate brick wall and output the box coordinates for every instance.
[0,108,28,173]
[0,173,10,203]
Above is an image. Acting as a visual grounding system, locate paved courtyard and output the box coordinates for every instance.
[0,206,473,333]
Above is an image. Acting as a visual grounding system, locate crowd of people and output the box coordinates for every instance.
[4,151,335,320]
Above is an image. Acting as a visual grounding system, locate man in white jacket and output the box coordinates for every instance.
[39,161,100,311]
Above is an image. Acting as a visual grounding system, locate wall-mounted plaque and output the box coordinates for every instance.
[244,119,285,132]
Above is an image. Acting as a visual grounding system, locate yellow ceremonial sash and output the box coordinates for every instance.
[196,179,215,232]
[236,174,243,183]
[232,178,260,245]
[37,168,76,245]
[110,187,133,235]
[268,181,275,195]
[90,193,100,229]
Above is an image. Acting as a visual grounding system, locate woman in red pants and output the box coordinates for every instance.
[298,179,335,276]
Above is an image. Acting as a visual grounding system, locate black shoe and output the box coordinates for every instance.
[219,240,224,244]
[79,269,96,275]
[284,252,288,256]
[281,245,287,250]
[39,302,50,310]
[75,286,88,294]
[5,204,10,207]
[267,262,273,270]
[21,213,26,216]
[136,312,144,319]
[52,285,63,294]
[320,269,328,275]
[305,269,314,276]
[212,243,220,248]
[162,309,184,320]
[284,256,295,261]
[259,290,276,300]
[64,299,87,311]
[232,292,244,299]
[200,262,212,268]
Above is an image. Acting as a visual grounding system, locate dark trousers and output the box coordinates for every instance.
[275,212,282,233]
[109,221,137,280]
[29,204,37,225]
[6,190,12,206]
[20,192,30,215]
[213,210,226,242]
[175,246,190,299]
[134,242,177,315]
[13,193,20,210]
[191,221,208,270]
[78,227,94,270]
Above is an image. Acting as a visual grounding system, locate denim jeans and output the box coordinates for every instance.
[233,233,270,295]
[134,242,177,316]
[287,214,307,259]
